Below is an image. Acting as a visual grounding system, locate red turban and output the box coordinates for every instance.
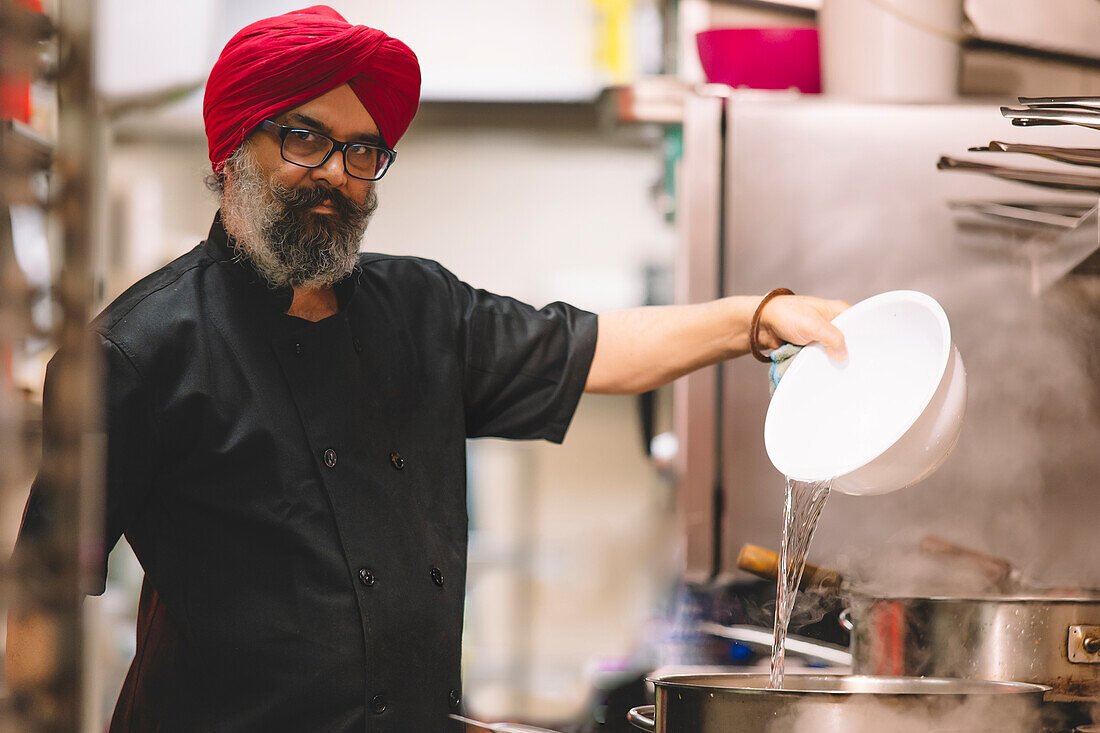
[203,5,420,172]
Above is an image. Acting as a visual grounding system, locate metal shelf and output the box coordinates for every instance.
[950,197,1100,293]
[703,0,1100,68]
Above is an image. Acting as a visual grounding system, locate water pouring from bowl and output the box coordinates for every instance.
[762,290,966,688]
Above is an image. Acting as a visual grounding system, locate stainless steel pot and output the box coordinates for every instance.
[733,543,1100,703]
[844,592,1100,703]
[626,673,1048,732]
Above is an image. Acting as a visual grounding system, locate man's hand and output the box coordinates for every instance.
[757,295,850,362]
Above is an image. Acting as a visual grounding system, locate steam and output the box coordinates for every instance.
[824,532,1015,598]
[810,252,1100,597]
[740,581,844,635]
[657,198,1100,725]
[774,688,1040,733]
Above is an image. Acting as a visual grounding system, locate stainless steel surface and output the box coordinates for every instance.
[671,89,726,581]
[1016,104,1100,114]
[838,608,853,631]
[952,200,1100,294]
[1001,106,1100,131]
[1068,625,1100,664]
[845,593,1100,702]
[626,705,655,731]
[969,141,1100,167]
[635,673,1046,732]
[672,98,1100,728]
[697,98,1100,587]
[937,156,1100,192]
[948,200,1090,229]
[698,622,852,667]
[1011,118,1073,128]
[1020,97,1100,109]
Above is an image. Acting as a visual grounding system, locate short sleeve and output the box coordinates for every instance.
[454,281,598,443]
[12,334,159,596]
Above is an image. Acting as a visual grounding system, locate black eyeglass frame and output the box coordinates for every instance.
[258,119,396,181]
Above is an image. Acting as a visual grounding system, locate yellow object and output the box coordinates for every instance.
[594,0,634,84]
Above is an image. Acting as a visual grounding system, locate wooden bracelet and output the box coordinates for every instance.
[749,288,794,363]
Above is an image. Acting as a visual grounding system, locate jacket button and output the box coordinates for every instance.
[369,694,387,714]
[294,342,303,355]
[430,567,444,587]
[448,689,461,709]
[353,337,363,353]
[323,448,337,468]
[390,452,405,470]
[358,568,375,587]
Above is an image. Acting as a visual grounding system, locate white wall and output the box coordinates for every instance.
[368,105,672,312]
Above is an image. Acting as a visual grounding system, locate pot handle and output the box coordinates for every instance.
[627,705,656,731]
[839,608,854,631]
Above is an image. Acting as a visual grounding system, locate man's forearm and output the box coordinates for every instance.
[584,297,760,395]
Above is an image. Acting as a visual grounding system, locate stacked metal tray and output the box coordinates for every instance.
[938,96,1100,293]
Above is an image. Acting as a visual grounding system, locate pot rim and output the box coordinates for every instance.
[647,673,1051,697]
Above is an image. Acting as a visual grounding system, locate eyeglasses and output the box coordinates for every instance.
[259,120,396,181]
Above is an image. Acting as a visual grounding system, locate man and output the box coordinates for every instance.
[9,6,847,731]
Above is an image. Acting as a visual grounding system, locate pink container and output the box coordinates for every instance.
[696,28,821,93]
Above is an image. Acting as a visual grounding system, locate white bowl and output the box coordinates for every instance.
[764,290,967,496]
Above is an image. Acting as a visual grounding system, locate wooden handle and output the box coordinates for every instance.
[918,535,1016,587]
[736,544,843,590]
[737,543,781,579]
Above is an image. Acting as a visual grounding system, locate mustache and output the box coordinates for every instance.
[273,184,373,221]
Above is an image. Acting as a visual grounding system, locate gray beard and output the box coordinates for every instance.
[219,144,378,289]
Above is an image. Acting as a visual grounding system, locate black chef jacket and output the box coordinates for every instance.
[15,213,598,732]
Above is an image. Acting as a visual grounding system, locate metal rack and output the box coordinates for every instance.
[1,0,102,730]
[938,96,1100,295]
[948,199,1100,295]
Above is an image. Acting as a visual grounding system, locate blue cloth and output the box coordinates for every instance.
[769,343,803,395]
